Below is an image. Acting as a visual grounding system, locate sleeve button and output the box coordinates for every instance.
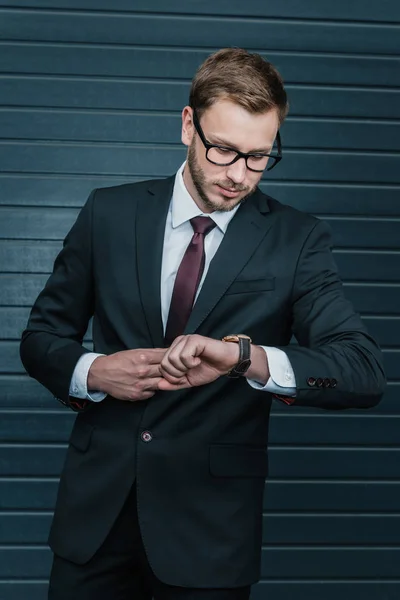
[316,378,324,387]
[307,377,316,387]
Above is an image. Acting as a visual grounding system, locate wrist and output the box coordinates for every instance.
[87,355,107,391]
[224,341,240,373]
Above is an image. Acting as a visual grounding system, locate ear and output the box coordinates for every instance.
[181,106,194,147]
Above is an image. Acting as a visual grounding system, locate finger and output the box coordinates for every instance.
[157,378,190,392]
[137,364,165,379]
[160,370,187,385]
[161,339,190,377]
[130,348,169,365]
[180,336,206,368]
[160,360,187,378]
[140,376,165,391]
[127,390,155,401]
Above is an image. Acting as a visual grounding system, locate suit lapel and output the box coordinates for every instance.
[184,188,273,336]
[136,176,175,347]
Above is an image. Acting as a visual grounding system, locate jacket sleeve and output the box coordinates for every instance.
[20,190,97,408]
[276,219,386,409]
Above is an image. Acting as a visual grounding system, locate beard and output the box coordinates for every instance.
[187,142,257,213]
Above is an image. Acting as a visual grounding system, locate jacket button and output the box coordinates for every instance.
[307,377,316,387]
[141,431,153,443]
[331,379,338,388]
[316,378,324,387]
[323,378,331,388]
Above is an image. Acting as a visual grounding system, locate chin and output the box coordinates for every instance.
[214,195,246,212]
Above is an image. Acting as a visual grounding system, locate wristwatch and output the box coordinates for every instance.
[222,334,252,378]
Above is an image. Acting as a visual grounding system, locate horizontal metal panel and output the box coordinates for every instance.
[1,176,399,217]
[0,582,398,600]
[1,11,399,55]
[260,548,400,578]
[262,514,400,544]
[344,284,400,314]
[0,546,399,579]
[2,309,398,347]
[1,0,399,22]
[2,207,399,250]
[0,375,58,408]
[0,274,49,305]
[1,142,399,183]
[2,44,400,88]
[0,513,51,544]
[0,479,58,510]
[1,445,400,478]
[268,447,400,478]
[325,218,400,249]
[2,77,400,119]
[0,207,79,241]
[0,411,399,445]
[1,241,398,282]
[0,307,92,341]
[335,253,400,283]
[0,412,74,443]
[268,414,400,446]
[0,581,398,600]
[253,582,400,600]
[0,307,30,339]
[0,582,45,600]
[1,478,399,512]
[361,317,400,346]
[265,479,400,511]
[0,547,52,578]
[2,110,399,152]
[2,512,400,545]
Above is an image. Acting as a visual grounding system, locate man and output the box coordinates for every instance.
[20,48,385,599]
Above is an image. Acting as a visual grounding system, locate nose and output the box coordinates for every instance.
[226,157,247,184]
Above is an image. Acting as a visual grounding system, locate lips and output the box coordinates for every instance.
[216,184,242,198]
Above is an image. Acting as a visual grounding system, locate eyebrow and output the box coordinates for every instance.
[208,134,272,154]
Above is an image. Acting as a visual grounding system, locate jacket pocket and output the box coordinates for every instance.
[69,420,94,452]
[225,277,275,295]
[209,444,268,478]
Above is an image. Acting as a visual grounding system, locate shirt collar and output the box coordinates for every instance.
[170,162,240,233]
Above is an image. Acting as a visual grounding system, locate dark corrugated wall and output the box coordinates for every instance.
[0,2,399,599]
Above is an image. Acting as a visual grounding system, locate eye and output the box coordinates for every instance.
[250,154,265,161]
[215,147,234,155]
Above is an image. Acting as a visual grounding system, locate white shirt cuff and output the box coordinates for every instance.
[69,352,107,402]
[247,346,296,396]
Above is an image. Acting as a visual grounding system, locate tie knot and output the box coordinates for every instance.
[190,216,216,236]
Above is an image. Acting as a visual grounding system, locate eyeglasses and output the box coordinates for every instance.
[192,110,282,172]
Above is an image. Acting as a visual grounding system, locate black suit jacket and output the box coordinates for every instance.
[20,176,385,587]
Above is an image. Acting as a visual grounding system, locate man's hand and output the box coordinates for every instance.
[87,348,184,401]
[158,335,240,391]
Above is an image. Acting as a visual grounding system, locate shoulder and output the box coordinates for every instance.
[261,191,328,238]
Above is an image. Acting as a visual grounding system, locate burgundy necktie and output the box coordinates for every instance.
[165,216,216,345]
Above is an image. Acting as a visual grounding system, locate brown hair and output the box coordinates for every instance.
[189,48,288,124]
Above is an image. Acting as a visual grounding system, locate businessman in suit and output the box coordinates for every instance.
[20,48,385,599]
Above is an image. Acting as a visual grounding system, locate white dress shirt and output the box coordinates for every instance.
[70,163,296,401]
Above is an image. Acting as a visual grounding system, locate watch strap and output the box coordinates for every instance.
[226,335,252,378]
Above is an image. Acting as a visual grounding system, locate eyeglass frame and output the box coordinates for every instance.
[192,109,283,172]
